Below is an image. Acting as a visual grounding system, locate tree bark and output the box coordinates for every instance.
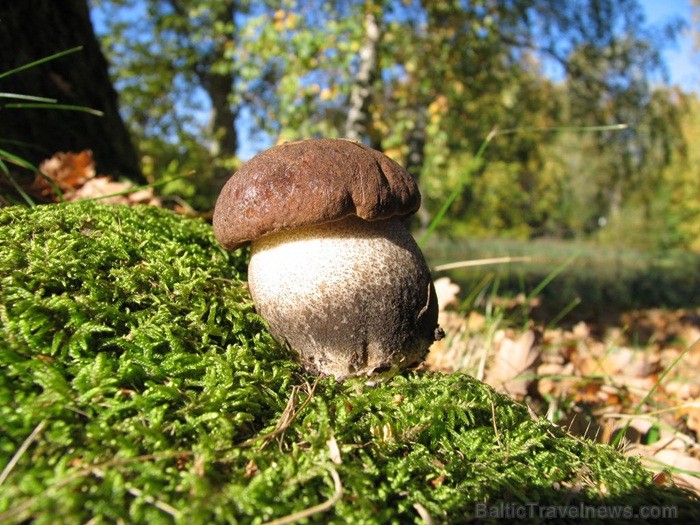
[344,5,381,148]
[205,73,238,160]
[0,0,143,182]
[199,45,238,190]
[197,1,238,187]
[170,0,238,187]
[405,107,430,229]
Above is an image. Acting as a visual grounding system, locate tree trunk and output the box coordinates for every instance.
[199,51,238,191]
[206,73,238,160]
[405,107,430,229]
[0,0,143,183]
[344,4,381,147]
[184,0,238,188]
[199,2,238,188]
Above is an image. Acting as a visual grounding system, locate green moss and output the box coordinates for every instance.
[0,202,697,524]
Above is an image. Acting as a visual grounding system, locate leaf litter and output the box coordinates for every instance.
[429,276,700,495]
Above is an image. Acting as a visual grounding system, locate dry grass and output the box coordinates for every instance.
[428,276,700,495]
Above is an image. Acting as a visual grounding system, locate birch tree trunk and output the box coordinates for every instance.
[344,5,381,148]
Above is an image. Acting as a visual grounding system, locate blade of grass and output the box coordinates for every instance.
[0,46,83,80]
[0,138,48,151]
[611,338,700,449]
[0,93,57,103]
[0,148,43,171]
[526,253,578,303]
[0,47,100,207]
[4,103,103,117]
[0,148,64,201]
[546,297,582,329]
[76,171,196,202]
[637,457,700,480]
[497,124,629,135]
[0,158,35,206]
[459,272,496,312]
[434,256,531,272]
[418,127,498,248]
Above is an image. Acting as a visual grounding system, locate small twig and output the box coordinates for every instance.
[261,466,343,525]
[263,385,301,451]
[239,378,319,450]
[0,420,46,486]
[413,502,435,524]
[434,256,531,272]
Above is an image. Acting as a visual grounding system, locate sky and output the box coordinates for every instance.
[640,0,698,91]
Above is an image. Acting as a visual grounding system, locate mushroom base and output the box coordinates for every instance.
[248,216,441,380]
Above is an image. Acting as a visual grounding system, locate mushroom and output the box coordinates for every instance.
[213,138,443,380]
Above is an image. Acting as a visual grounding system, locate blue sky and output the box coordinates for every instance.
[641,0,698,91]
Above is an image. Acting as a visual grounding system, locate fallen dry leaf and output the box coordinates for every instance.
[32,150,96,197]
[424,292,700,486]
[485,329,538,398]
[433,277,460,312]
[70,176,160,206]
[682,400,700,441]
[29,150,161,207]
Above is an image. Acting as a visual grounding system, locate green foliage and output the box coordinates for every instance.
[661,93,700,250]
[94,0,241,209]
[1,202,698,523]
[90,0,698,249]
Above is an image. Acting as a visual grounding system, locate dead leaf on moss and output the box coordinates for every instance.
[485,330,538,397]
[31,150,161,207]
[70,176,159,205]
[32,150,96,197]
[244,459,259,478]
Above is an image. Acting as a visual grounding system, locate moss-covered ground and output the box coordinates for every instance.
[1,202,698,524]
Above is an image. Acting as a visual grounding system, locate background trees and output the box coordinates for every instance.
[87,0,696,249]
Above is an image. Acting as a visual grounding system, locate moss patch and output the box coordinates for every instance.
[0,202,697,524]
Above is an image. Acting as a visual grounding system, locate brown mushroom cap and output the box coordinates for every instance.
[213,138,421,250]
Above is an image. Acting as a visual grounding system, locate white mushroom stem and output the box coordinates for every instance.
[248,215,439,379]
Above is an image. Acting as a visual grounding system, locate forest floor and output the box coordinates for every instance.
[428,277,700,495]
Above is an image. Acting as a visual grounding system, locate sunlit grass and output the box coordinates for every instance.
[425,236,700,323]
